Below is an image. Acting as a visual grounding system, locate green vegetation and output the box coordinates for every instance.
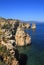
[0,61,5,65]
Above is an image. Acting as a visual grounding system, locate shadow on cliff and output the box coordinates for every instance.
[0,55,3,61]
[14,49,28,65]
[19,53,28,65]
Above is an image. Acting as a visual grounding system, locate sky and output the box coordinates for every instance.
[0,0,44,22]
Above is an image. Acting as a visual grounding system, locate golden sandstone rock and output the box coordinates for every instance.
[12,59,19,65]
[19,22,30,29]
[15,27,31,46]
[31,23,36,29]
[0,18,33,65]
[26,34,31,45]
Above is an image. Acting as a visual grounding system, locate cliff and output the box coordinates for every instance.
[0,18,31,46]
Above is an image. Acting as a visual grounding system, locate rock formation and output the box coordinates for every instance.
[0,44,19,65]
[15,27,31,46]
[19,22,30,29]
[0,17,35,65]
[0,18,31,46]
[31,23,36,29]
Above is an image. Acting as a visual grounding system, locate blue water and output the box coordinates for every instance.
[17,23,44,65]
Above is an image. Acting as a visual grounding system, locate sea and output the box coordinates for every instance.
[17,23,44,65]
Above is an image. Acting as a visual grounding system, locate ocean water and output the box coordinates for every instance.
[17,23,44,65]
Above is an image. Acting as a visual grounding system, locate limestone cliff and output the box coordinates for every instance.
[0,18,33,65]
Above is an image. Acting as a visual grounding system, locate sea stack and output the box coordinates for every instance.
[31,23,36,29]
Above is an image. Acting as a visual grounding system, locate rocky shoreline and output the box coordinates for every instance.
[0,18,36,65]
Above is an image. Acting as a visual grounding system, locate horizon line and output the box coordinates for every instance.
[0,16,44,23]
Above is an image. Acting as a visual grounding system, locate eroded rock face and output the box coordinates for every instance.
[0,18,32,65]
[24,23,30,29]
[19,22,30,29]
[26,34,31,45]
[0,18,31,47]
[15,27,31,46]
[0,44,19,65]
[12,59,19,65]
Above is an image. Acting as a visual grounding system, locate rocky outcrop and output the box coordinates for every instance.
[0,18,31,47]
[19,22,30,29]
[31,23,36,29]
[15,27,31,46]
[12,59,19,65]
[25,34,31,45]
[0,18,6,27]
[0,44,19,65]
[24,23,30,29]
